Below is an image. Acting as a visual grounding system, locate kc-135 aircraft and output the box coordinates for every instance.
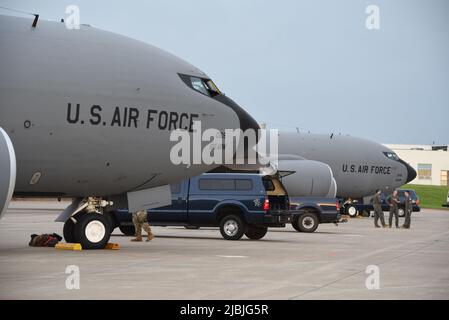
[275,131,417,201]
[223,130,416,206]
[0,14,259,248]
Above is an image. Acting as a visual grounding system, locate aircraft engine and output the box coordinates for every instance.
[0,127,16,220]
[277,160,337,198]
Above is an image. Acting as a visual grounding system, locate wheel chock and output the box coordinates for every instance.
[104,243,120,250]
[55,243,82,251]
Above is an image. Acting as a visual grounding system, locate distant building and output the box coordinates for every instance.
[384,144,449,186]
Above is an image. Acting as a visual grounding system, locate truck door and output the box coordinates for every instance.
[148,181,188,223]
[187,176,225,225]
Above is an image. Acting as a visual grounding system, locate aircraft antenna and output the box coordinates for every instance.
[31,14,39,27]
[0,6,39,27]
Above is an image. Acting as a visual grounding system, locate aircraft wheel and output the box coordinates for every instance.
[244,225,268,240]
[219,215,245,240]
[75,212,111,249]
[63,217,77,243]
[347,205,358,217]
[119,225,136,236]
[398,208,405,217]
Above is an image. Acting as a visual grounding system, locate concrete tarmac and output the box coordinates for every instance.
[0,205,448,299]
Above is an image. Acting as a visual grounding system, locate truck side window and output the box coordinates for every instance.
[235,179,253,191]
[199,179,235,190]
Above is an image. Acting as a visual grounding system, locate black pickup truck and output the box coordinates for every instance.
[289,197,342,233]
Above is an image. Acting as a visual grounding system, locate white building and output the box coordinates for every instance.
[384,144,449,186]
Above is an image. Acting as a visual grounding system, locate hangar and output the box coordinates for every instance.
[384,144,449,186]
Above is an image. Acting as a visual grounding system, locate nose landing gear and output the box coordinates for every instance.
[62,197,113,249]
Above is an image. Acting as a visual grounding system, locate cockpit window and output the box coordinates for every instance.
[178,74,221,97]
[383,152,399,161]
[191,77,210,96]
[205,79,221,95]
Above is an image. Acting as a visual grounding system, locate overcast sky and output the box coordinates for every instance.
[1,0,448,145]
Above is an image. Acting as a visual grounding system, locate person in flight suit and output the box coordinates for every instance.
[387,190,400,228]
[402,191,412,229]
[131,210,154,242]
[372,189,388,228]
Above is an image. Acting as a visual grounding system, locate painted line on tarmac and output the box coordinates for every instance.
[288,229,449,300]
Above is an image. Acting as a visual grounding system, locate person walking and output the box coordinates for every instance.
[131,210,154,242]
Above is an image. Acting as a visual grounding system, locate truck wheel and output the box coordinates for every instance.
[294,213,319,233]
[347,205,358,217]
[219,215,245,240]
[63,217,77,243]
[398,208,405,217]
[74,213,111,249]
[119,225,136,236]
[245,226,268,240]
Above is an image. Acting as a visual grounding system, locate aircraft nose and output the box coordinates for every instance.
[399,158,417,183]
[213,95,260,132]
[405,162,417,183]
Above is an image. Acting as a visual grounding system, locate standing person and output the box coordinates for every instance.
[131,210,154,242]
[373,190,387,228]
[387,190,400,228]
[402,191,412,229]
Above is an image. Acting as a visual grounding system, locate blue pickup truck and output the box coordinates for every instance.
[113,173,293,240]
[289,197,342,233]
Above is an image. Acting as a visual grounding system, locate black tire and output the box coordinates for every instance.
[63,218,77,243]
[74,213,111,249]
[347,205,358,217]
[219,214,245,240]
[119,225,136,236]
[184,226,200,230]
[244,225,268,240]
[398,208,405,218]
[106,212,118,233]
[293,213,319,233]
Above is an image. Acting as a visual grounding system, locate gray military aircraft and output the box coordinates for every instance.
[0,15,259,248]
[276,131,416,202]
